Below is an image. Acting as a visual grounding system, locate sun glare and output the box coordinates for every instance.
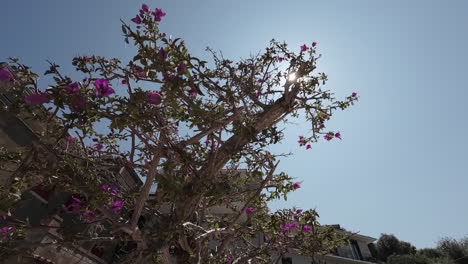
[288,72,297,82]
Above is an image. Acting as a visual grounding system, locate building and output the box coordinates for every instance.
[280,225,377,264]
[0,71,143,263]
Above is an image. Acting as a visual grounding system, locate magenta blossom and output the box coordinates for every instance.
[67,135,77,143]
[298,136,304,143]
[177,63,186,75]
[290,221,299,229]
[278,57,284,62]
[66,82,79,94]
[245,207,254,215]
[67,196,81,214]
[132,66,145,77]
[256,90,262,96]
[94,79,114,97]
[0,227,12,240]
[131,15,142,24]
[300,44,308,52]
[293,182,301,189]
[94,143,104,151]
[189,89,198,97]
[141,4,150,12]
[303,225,312,233]
[306,144,311,150]
[158,48,167,60]
[335,132,342,140]
[82,211,95,222]
[110,201,124,213]
[324,135,332,141]
[296,209,303,214]
[121,79,128,85]
[0,68,13,82]
[312,42,317,47]
[281,223,291,231]
[101,184,118,196]
[25,92,50,105]
[352,92,357,97]
[153,8,166,22]
[146,92,162,105]
[0,227,11,233]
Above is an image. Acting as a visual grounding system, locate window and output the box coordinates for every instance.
[350,239,363,260]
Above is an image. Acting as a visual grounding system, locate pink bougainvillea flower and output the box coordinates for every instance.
[0,68,13,82]
[110,200,124,213]
[324,135,332,141]
[82,211,95,222]
[94,143,104,151]
[83,211,94,216]
[290,221,299,229]
[306,144,311,150]
[245,207,254,215]
[293,182,301,189]
[146,91,162,105]
[189,89,198,97]
[121,79,128,85]
[303,225,312,233]
[312,42,317,47]
[335,132,342,140]
[0,227,12,240]
[281,223,291,231]
[296,209,303,214]
[101,184,118,196]
[153,8,166,22]
[0,227,11,233]
[67,135,77,143]
[132,66,145,77]
[158,48,167,60]
[131,15,142,24]
[67,196,81,214]
[66,82,79,94]
[256,90,262,96]
[298,136,304,143]
[94,79,114,97]
[278,57,284,62]
[177,63,186,75]
[300,44,308,52]
[25,92,50,105]
[352,92,357,97]
[141,4,150,12]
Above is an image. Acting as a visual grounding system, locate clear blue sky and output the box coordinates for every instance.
[2,0,467,249]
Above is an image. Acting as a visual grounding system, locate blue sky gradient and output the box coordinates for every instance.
[1,0,467,248]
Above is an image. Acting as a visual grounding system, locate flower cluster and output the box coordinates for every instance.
[101,184,118,196]
[297,136,311,150]
[0,68,13,82]
[94,79,114,97]
[0,226,12,240]
[324,132,342,141]
[131,4,166,24]
[146,92,162,105]
[67,195,82,214]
